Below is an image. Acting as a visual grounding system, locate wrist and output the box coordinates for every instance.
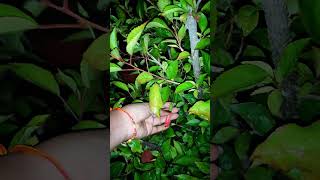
[112,108,136,141]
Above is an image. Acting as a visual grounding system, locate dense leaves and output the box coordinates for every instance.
[110,0,210,178]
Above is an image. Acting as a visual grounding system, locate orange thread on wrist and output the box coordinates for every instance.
[111,107,137,141]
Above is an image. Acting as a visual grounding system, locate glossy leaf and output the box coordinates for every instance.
[166,60,179,80]
[198,12,208,33]
[113,81,129,92]
[251,121,320,180]
[110,27,118,50]
[275,38,310,82]
[177,51,190,60]
[175,81,194,93]
[149,83,163,117]
[146,18,170,30]
[0,3,36,22]
[126,22,148,55]
[299,0,320,42]
[174,156,200,166]
[195,38,210,50]
[267,89,283,117]
[161,86,171,103]
[189,100,210,121]
[110,63,121,72]
[136,72,154,85]
[83,33,108,71]
[57,70,78,94]
[157,0,171,12]
[10,63,60,96]
[0,17,38,34]
[235,5,259,36]
[212,64,269,98]
[231,102,275,135]
[212,126,239,144]
[195,162,210,174]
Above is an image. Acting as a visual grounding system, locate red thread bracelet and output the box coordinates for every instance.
[111,107,137,141]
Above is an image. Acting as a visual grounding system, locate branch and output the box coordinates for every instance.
[41,0,108,33]
[39,23,86,29]
[117,59,180,85]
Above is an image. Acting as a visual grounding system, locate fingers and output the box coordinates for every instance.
[153,113,179,126]
[150,124,168,134]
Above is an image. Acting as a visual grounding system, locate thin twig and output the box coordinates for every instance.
[118,59,180,85]
[234,37,244,61]
[41,0,108,33]
[39,24,86,29]
[58,96,79,122]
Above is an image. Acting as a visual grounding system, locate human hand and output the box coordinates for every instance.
[122,102,179,139]
[211,144,222,179]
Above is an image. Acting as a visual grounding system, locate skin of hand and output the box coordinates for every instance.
[110,102,179,150]
[211,144,222,180]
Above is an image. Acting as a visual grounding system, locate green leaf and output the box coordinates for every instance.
[198,12,208,33]
[241,61,274,77]
[174,156,199,166]
[183,63,191,73]
[10,115,48,147]
[195,162,210,174]
[178,24,187,41]
[146,18,170,30]
[298,0,320,42]
[212,64,269,98]
[0,17,38,34]
[110,63,122,72]
[212,126,239,144]
[243,45,265,57]
[126,22,148,55]
[275,38,310,82]
[57,70,78,94]
[157,0,171,12]
[112,81,129,92]
[267,89,283,117]
[175,81,194,93]
[251,121,320,180]
[0,3,36,22]
[234,132,252,160]
[149,83,163,117]
[162,139,171,161]
[83,33,108,71]
[10,63,60,96]
[175,174,199,180]
[177,51,190,60]
[110,28,118,50]
[166,60,179,80]
[213,48,234,67]
[245,167,274,180]
[161,86,171,102]
[111,48,122,60]
[173,140,184,155]
[235,5,259,36]
[161,5,185,17]
[231,102,275,135]
[63,30,93,42]
[189,100,210,121]
[195,38,210,50]
[128,139,143,153]
[72,120,106,130]
[136,72,154,85]
[111,161,125,177]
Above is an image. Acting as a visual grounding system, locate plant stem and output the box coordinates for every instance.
[118,59,180,85]
[58,95,79,122]
[39,24,86,29]
[41,0,108,33]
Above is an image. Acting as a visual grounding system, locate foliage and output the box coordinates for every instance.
[213,0,320,179]
[110,0,211,179]
[0,1,107,149]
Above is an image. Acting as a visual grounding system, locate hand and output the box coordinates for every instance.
[211,144,221,180]
[122,102,179,139]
